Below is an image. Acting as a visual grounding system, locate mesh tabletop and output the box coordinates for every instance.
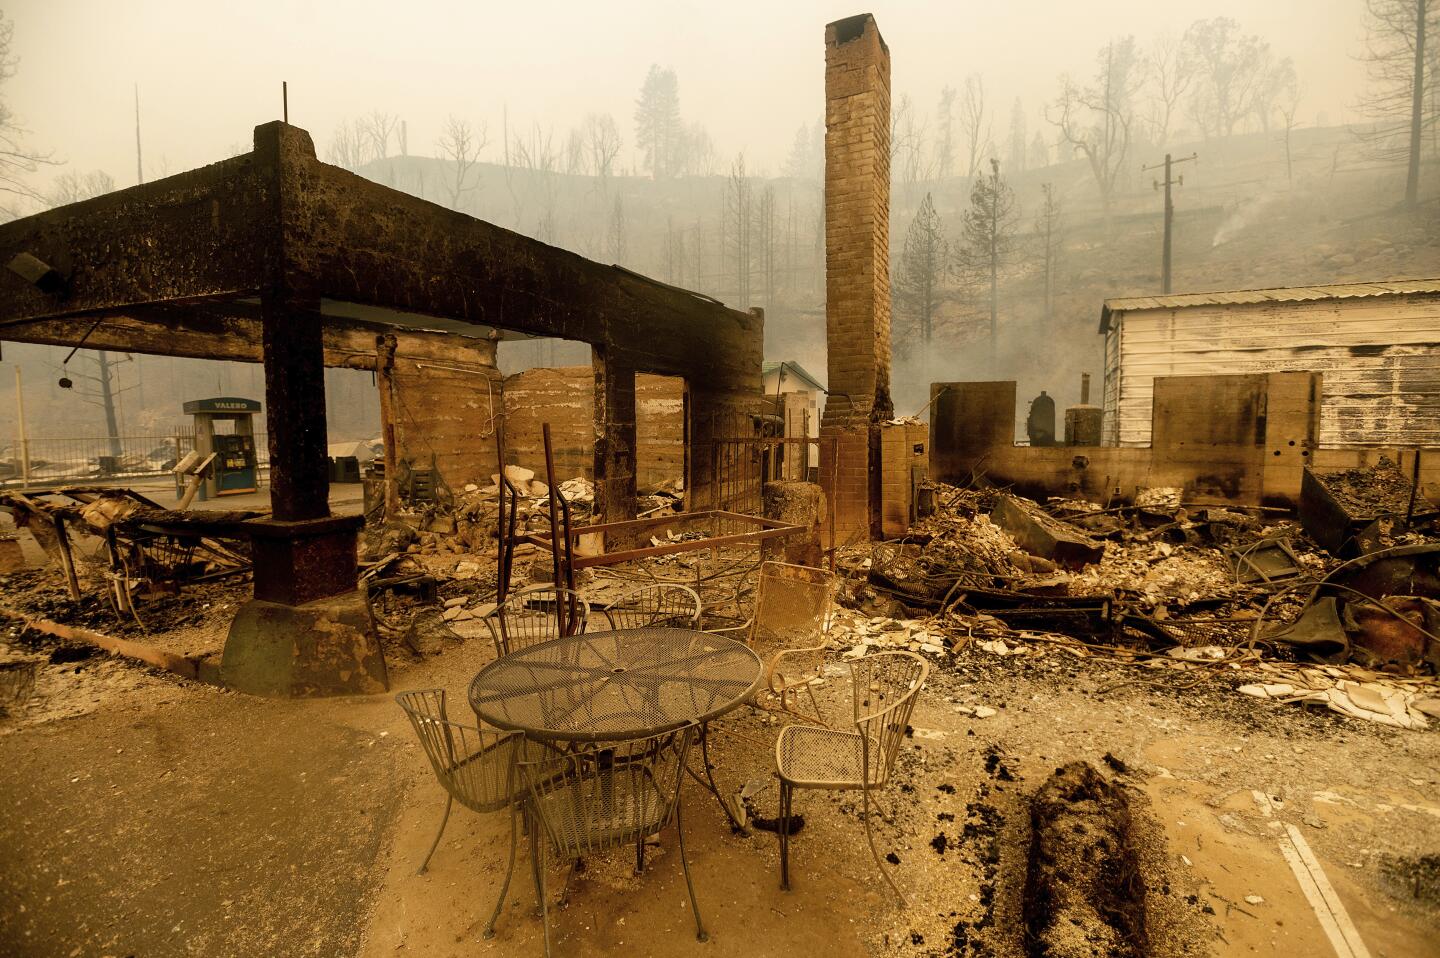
[468,627,763,742]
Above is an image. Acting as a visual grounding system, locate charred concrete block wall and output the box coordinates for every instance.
[820,13,892,542]
[388,336,502,490]
[927,373,1435,509]
[879,421,928,537]
[503,366,685,490]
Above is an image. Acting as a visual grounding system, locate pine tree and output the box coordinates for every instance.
[893,193,949,359]
[958,159,1020,371]
[635,65,682,180]
[1033,183,1064,326]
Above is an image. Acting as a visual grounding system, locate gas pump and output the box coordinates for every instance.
[180,397,261,500]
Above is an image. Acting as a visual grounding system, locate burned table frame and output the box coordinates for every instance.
[0,487,255,620]
[517,510,804,570]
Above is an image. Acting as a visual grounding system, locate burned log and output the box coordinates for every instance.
[1024,762,1148,958]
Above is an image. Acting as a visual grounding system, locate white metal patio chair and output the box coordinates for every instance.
[518,724,707,956]
[483,584,591,657]
[712,560,834,722]
[774,650,929,904]
[396,688,526,939]
[600,582,703,631]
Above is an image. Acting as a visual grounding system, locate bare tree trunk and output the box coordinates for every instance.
[989,200,999,372]
[1043,214,1053,325]
[1405,0,1427,206]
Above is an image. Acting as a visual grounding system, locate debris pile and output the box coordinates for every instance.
[378,465,684,565]
[0,487,255,627]
[833,464,1440,727]
[1238,664,1439,729]
[1299,456,1437,556]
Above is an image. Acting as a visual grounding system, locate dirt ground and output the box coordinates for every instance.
[1,583,1436,958]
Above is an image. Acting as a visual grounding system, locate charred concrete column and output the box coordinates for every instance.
[593,347,638,527]
[221,122,383,698]
[261,293,330,521]
[819,13,893,542]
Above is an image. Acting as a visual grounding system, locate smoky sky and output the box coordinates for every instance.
[11,0,1366,192]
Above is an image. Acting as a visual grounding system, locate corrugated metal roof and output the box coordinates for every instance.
[762,360,826,391]
[1099,278,1440,332]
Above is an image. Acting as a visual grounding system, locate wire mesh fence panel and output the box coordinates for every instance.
[711,439,765,528]
[0,432,269,489]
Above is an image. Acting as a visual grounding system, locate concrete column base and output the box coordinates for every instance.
[220,589,387,697]
[762,480,826,567]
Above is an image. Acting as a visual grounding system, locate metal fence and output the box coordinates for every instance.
[0,432,271,490]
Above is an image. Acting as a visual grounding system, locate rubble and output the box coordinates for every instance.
[830,477,1440,726]
[1299,457,1438,557]
[1237,666,1434,729]
[992,494,1105,569]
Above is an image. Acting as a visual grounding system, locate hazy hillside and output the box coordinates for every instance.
[2,123,1435,449]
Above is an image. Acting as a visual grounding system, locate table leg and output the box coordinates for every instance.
[686,721,747,834]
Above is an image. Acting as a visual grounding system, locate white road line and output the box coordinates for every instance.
[1250,790,1372,958]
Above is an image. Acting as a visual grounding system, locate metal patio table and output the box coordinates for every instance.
[469,626,762,828]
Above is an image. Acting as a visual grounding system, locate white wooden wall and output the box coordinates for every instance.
[1103,294,1440,448]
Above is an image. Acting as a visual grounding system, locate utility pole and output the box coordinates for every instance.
[134,84,144,186]
[14,366,30,489]
[1142,152,1197,294]
[96,352,123,458]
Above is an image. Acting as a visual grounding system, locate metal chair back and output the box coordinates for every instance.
[851,651,929,789]
[487,585,591,657]
[519,725,695,859]
[601,583,703,631]
[750,560,832,654]
[396,688,524,814]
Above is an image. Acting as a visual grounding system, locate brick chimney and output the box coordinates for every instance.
[819,13,892,542]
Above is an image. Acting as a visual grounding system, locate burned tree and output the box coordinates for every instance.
[1033,183,1063,325]
[757,185,777,311]
[958,159,1020,371]
[1007,97,1027,174]
[893,193,949,360]
[664,215,686,286]
[1278,79,1304,187]
[361,111,400,160]
[326,118,370,172]
[46,170,115,208]
[1145,31,1197,145]
[606,192,627,263]
[1048,37,1140,215]
[582,112,622,180]
[935,86,957,179]
[435,115,486,210]
[1356,0,1437,206]
[0,12,55,217]
[725,154,753,305]
[958,74,990,182]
